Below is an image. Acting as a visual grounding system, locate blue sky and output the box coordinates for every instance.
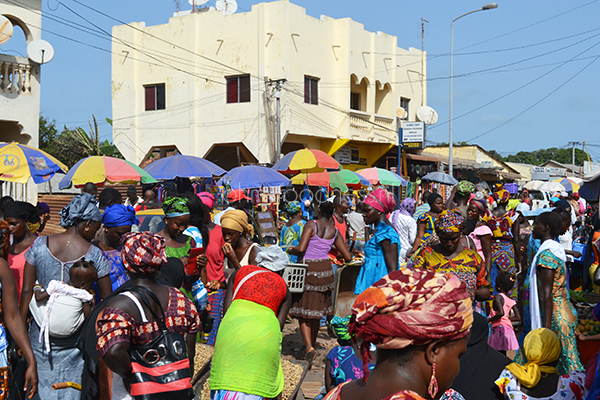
[2,0,600,160]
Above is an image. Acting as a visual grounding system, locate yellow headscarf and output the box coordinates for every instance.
[505,328,560,388]
[221,210,254,237]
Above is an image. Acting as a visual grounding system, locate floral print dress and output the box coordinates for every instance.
[495,369,586,400]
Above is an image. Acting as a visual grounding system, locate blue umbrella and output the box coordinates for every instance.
[219,165,291,189]
[422,171,459,186]
[390,171,408,186]
[144,154,226,179]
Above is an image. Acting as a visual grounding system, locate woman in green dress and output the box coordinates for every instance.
[517,211,583,374]
[157,197,195,261]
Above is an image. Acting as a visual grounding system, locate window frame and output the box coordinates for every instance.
[400,97,410,120]
[226,74,251,104]
[144,83,166,111]
[304,75,319,105]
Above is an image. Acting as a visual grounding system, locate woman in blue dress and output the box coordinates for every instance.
[354,189,400,295]
[280,201,306,263]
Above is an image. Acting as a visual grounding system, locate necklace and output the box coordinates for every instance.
[66,234,73,247]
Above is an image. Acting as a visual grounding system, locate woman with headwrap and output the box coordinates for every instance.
[514,212,583,375]
[221,209,259,270]
[210,246,292,399]
[289,201,352,363]
[4,201,39,300]
[157,197,196,262]
[0,222,39,399]
[19,193,111,400]
[354,189,400,294]
[280,200,306,263]
[92,204,139,291]
[97,232,200,400]
[466,198,493,276]
[446,180,476,218]
[410,192,445,256]
[324,269,473,400]
[496,328,585,400]
[481,185,521,299]
[408,211,492,302]
[391,197,417,264]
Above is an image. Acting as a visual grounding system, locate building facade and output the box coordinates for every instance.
[1,0,42,201]
[111,0,426,170]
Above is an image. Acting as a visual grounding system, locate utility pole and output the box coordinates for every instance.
[268,79,286,162]
[568,141,581,175]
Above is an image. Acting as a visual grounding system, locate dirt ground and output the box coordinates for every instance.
[281,320,338,400]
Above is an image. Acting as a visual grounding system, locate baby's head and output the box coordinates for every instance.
[69,259,98,290]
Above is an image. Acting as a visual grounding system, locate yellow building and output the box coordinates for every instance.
[111,0,426,170]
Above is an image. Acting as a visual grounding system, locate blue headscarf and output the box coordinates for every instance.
[59,193,102,228]
[102,204,139,227]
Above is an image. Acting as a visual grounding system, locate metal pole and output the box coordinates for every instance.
[449,21,454,177]
[572,142,575,174]
[275,82,281,161]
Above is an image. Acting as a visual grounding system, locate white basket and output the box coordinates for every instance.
[283,263,308,293]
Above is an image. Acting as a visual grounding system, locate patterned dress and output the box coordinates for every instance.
[408,246,492,294]
[418,213,436,243]
[324,381,465,400]
[325,346,374,386]
[280,220,306,263]
[483,211,518,298]
[495,369,585,400]
[514,250,584,375]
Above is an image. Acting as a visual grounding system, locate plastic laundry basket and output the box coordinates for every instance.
[283,263,308,293]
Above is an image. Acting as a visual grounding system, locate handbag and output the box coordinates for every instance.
[127,286,193,400]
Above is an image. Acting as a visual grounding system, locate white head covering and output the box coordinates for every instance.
[255,246,288,272]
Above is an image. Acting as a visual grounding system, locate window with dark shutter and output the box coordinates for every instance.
[226,75,251,103]
[350,92,360,110]
[304,76,319,105]
[144,84,166,111]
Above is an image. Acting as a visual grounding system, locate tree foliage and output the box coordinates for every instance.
[489,147,591,166]
[38,115,123,168]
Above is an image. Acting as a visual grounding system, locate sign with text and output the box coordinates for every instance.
[400,122,425,149]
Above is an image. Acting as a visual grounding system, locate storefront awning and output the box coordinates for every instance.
[405,153,440,163]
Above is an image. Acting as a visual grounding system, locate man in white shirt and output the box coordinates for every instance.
[123,185,143,210]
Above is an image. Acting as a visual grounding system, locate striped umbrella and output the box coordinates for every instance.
[291,171,348,191]
[357,167,404,186]
[59,156,156,189]
[0,142,67,184]
[272,149,340,174]
[553,178,580,192]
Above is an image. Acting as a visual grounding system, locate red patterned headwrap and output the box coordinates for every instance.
[349,269,473,380]
[364,188,396,214]
[435,210,465,233]
[121,232,168,275]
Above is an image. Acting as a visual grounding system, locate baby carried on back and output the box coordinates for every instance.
[29,259,97,351]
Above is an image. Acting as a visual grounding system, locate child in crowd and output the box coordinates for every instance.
[31,259,96,351]
[488,271,520,355]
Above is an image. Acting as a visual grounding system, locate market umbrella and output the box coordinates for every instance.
[337,169,371,188]
[389,171,408,186]
[357,167,404,186]
[524,180,545,190]
[144,154,226,180]
[59,156,156,189]
[291,171,348,191]
[553,178,580,192]
[538,181,566,193]
[272,149,340,174]
[421,171,459,186]
[219,165,291,189]
[0,142,67,184]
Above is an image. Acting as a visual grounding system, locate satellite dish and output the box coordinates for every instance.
[416,106,439,125]
[189,0,209,5]
[0,15,13,46]
[215,0,237,15]
[27,39,54,64]
[396,107,407,119]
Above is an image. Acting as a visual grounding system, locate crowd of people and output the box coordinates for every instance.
[0,178,595,400]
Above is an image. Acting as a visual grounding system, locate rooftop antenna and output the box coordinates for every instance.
[173,0,182,12]
[0,15,14,46]
[215,0,237,15]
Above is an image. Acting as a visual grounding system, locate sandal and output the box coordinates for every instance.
[305,348,317,366]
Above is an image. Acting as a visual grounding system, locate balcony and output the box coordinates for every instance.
[0,55,33,95]
[349,110,371,137]
[373,114,395,139]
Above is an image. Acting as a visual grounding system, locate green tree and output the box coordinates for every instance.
[487,150,504,161]
[503,147,590,166]
[65,115,123,159]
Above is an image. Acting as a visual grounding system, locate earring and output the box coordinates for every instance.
[85,227,90,232]
[428,362,438,398]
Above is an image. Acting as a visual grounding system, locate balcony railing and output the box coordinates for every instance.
[0,58,32,95]
[349,110,371,134]
[373,114,395,139]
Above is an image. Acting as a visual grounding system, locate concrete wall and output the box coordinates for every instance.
[112,0,426,166]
